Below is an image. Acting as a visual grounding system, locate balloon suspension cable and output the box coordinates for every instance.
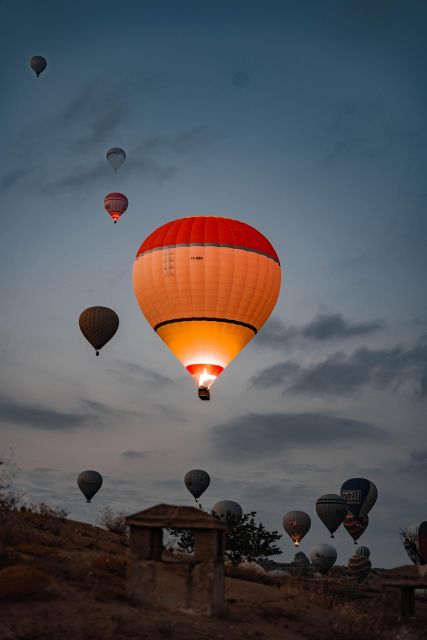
[96,351,99,356]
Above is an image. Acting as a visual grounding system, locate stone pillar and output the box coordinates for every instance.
[400,587,415,619]
[129,526,163,561]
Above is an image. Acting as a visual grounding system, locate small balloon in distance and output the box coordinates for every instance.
[106,147,126,172]
[104,192,128,224]
[30,55,47,77]
[212,500,242,525]
[184,469,210,500]
[77,470,103,503]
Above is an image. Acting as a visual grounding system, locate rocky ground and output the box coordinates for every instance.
[0,511,426,640]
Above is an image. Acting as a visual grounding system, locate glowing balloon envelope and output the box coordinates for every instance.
[132,216,281,400]
[106,147,126,172]
[104,192,128,223]
[283,511,311,547]
[184,469,210,501]
[79,306,119,355]
[30,55,47,77]
[77,470,102,503]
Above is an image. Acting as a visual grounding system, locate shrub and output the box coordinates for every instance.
[25,502,68,534]
[170,511,282,564]
[98,507,127,535]
[0,565,51,599]
[0,449,24,512]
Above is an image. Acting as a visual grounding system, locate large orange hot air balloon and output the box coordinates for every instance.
[132,216,281,400]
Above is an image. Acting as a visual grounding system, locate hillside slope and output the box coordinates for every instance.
[0,511,425,640]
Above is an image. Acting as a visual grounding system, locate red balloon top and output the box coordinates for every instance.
[104,192,128,202]
[136,216,280,264]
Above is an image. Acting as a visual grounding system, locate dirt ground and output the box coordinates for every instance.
[0,512,426,640]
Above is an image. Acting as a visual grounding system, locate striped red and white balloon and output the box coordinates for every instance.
[343,513,369,544]
[348,554,371,581]
[104,192,128,223]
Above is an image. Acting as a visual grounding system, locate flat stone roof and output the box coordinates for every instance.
[125,503,227,530]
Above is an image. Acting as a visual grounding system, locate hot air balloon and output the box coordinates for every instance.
[283,511,311,547]
[348,554,371,581]
[212,500,243,525]
[309,544,337,575]
[106,147,126,172]
[132,216,281,400]
[30,55,47,77]
[79,306,119,355]
[104,192,128,223]
[315,494,347,538]
[401,522,427,565]
[184,469,210,501]
[340,478,378,519]
[292,551,310,567]
[355,546,371,558]
[343,513,369,544]
[77,470,102,503]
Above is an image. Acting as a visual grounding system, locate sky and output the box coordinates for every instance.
[0,0,426,568]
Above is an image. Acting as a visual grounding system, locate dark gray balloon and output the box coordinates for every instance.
[212,500,242,525]
[77,470,102,502]
[184,469,210,500]
[30,56,47,77]
[79,306,119,355]
[316,494,348,537]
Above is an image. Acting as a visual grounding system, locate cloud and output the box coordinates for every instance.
[0,168,34,193]
[211,412,386,460]
[121,450,148,460]
[44,126,215,193]
[114,360,173,387]
[303,313,385,341]
[251,339,427,397]
[255,312,385,348]
[398,450,427,475]
[0,396,86,430]
[0,395,136,431]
